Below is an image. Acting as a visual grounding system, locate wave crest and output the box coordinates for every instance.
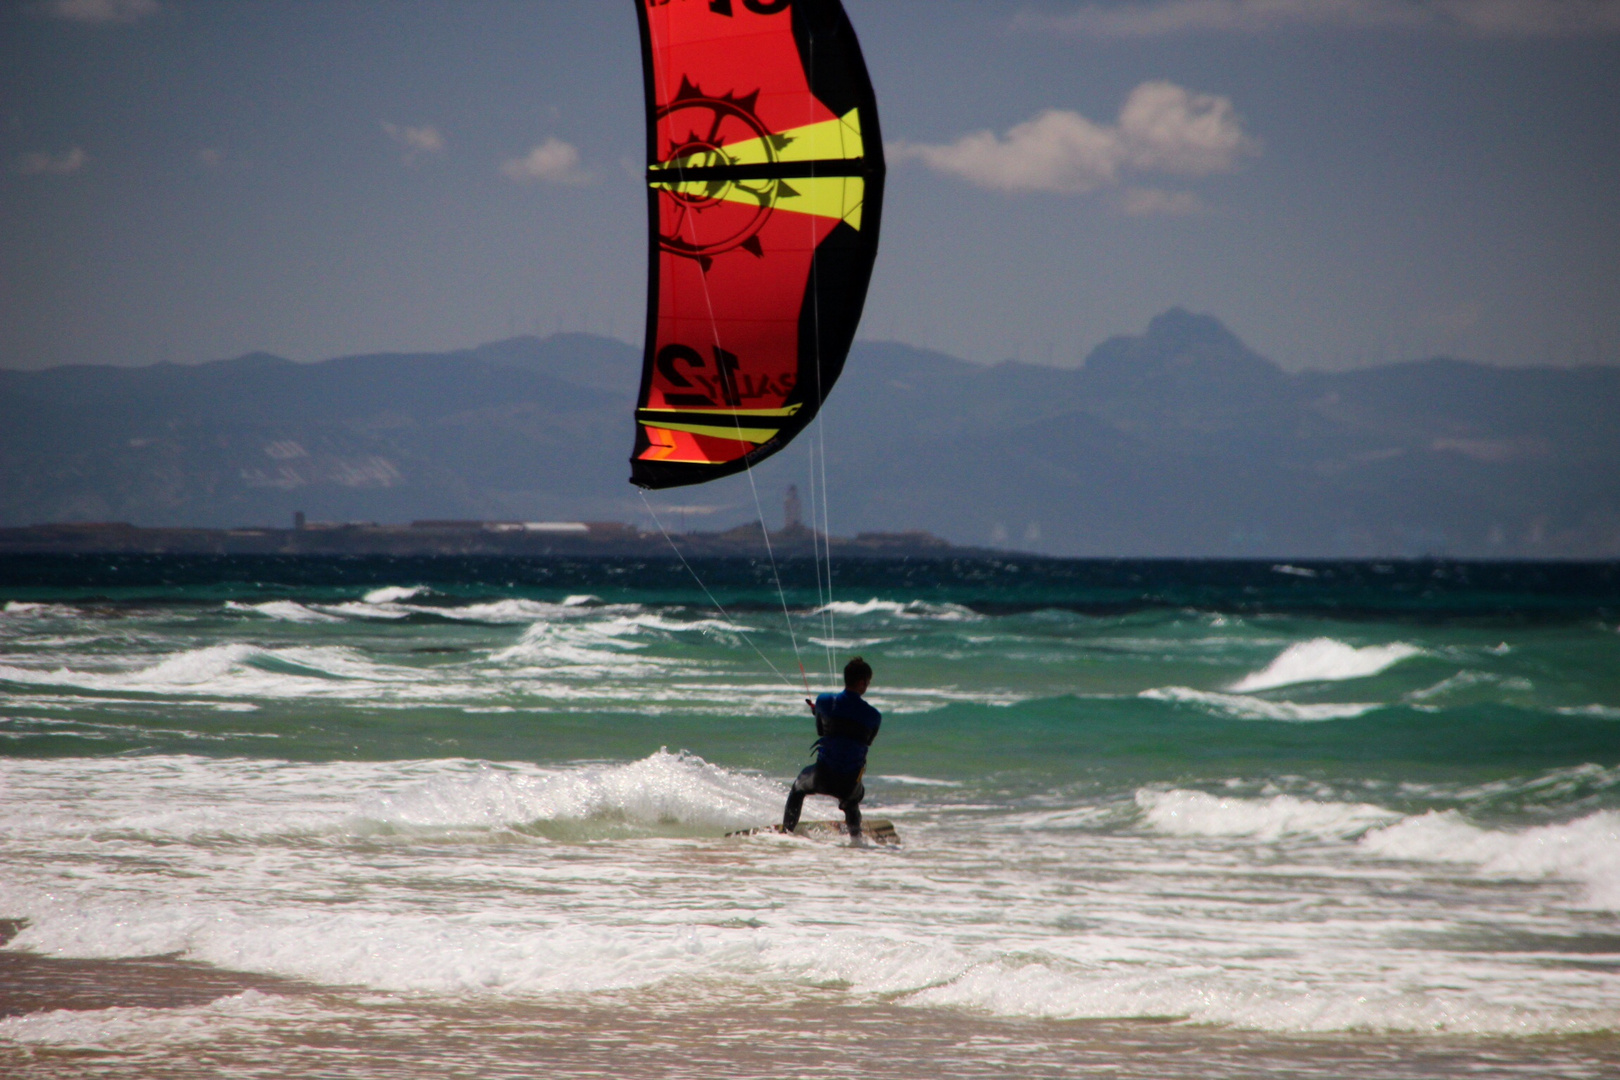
[1140,686,1375,722]
[362,585,429,604]
[356,750,780,838]
[1231,638,1420,692]
[0,644,420,699]
[1137,788,1400,840]
[1362,809,1620,910]
[226,600,342,624]
[812,598,980,622]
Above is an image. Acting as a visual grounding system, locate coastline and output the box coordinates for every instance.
[0,520,974,559]
[3,951,1616,1079]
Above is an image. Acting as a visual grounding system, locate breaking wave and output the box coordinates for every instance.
[1230,637,1421,692]
[1362,809,1620,910]
[1139,686,1376,722]
[355,750,781,838]
[363,585,429,604]
[812,598,980,622]
[1136,788,1401,840]
[226,600,342,624]
[0,644,435,699]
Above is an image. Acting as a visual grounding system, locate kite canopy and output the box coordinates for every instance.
[629,0,884,490]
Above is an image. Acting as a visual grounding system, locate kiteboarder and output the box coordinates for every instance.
[632,3,889,843]
[782,656,880,840]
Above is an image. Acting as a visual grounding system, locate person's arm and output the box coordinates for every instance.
[861,701,881,745]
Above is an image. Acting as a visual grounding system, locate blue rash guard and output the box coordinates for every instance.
[812,690,882,776]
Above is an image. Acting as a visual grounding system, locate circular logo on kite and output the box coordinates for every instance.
[656,79,781,264]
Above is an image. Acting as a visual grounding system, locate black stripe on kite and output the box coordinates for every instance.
[636,409,790,428]
[646,160,870,182]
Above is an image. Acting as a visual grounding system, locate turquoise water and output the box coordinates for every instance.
[1,555,1617,1077]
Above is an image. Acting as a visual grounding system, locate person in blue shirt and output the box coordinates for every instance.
[781,655,881,840]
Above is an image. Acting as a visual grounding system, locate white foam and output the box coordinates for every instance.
[1406,669,1496,702]
[226,600,342,623]
[0,751,780,845]
[199,915,744,995]
[1361,810,1620,909]
[0,643,447,700]
[0,644,268,692]
[1140,686,1375,722]
[908,961,1616,1035]
[814,598,907,616]
[432,598,593,623]
[5,753,1620,1037]
[143,644,270,685]
[1558,704,1620,720]
[3,601,58,616]
[315,600,412,620]
[490,612,743,676]
[0,990,305,1049]
[1270,564,1319,578]
[445,598,648,624]
[1230,637,1420,692]
[491,621,648,672]
[331,596,644,626]
[812,598,980,622]
[807,636,892,649]
[355,750,782,835]
[1436,763,1620,809]
[363,585,428,604]
[996,804,1124,830]
[874,774,963,788]
[1137,788,1401,841]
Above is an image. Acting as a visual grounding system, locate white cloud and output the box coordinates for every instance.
[381,122,446,157]
[1117,80,1254,173]
[500,138,590,185]
[1121,187,1207,216]
[46,0,160,24]
[891,81,1254,195]
[17,147,88,175]
[1017,1,1620,38]
[895,110,1120,194]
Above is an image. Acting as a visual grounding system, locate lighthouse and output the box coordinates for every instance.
[784,485,803,531]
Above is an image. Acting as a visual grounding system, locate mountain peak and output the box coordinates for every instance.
[1083,308,1281,389]
[1144,307,1246,353]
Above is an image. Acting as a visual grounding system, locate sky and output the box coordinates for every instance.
[3,0,1619,372]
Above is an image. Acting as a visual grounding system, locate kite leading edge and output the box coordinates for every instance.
[630,0,884,490]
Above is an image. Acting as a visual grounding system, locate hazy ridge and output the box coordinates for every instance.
[3,310,1617,557]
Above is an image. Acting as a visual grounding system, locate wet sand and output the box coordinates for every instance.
[2,949,1616,1080]
[0,951,311,1020]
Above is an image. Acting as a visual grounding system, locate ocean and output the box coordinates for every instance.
[1,554,1617,1078]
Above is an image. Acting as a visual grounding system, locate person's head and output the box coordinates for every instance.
[843,655,872,694]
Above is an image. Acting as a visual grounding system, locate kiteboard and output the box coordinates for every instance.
[727,818,899,845]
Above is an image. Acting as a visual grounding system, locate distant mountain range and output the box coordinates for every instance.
[3,309,1617,557]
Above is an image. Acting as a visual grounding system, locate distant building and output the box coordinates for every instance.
[784,485,802,530]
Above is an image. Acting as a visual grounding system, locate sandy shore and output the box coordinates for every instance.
[3,949,1616,1080]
